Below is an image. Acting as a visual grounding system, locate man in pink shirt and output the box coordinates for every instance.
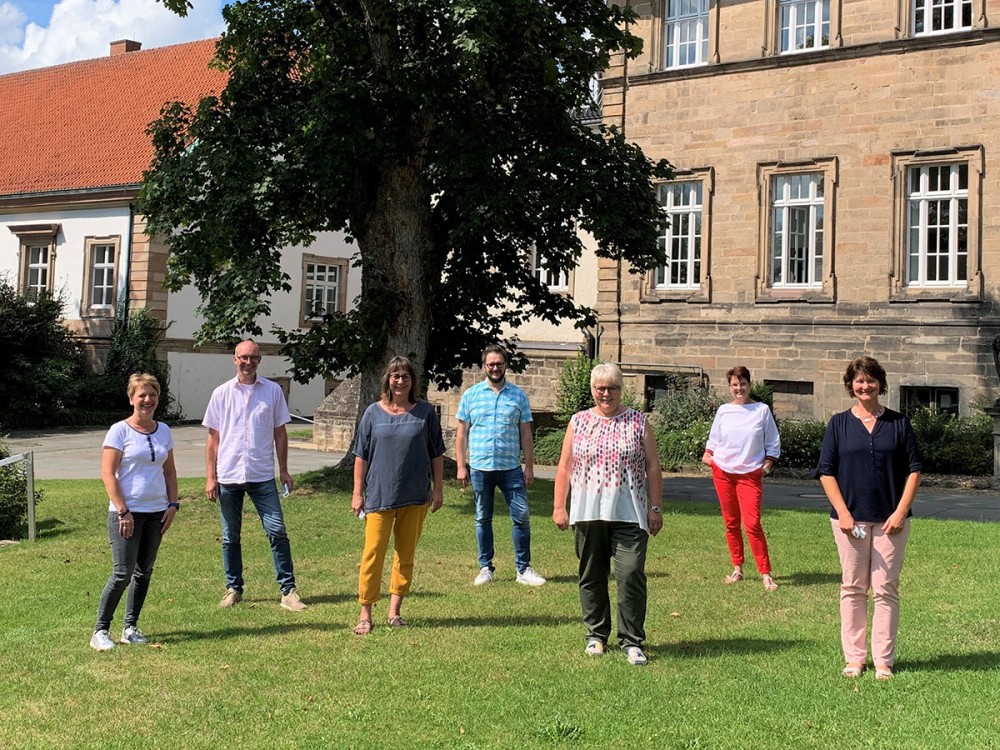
[203,340,306,611]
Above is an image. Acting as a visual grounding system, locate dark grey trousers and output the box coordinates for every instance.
[574,521,649,649]
[94,511,164,632]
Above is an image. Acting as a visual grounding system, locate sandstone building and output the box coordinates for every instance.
[597,0,1000,419]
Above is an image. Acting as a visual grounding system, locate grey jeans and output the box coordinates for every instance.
[94,511,164,632]
[574,521,649,649]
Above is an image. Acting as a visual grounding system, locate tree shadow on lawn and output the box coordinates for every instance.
[783,570,841,586]
[36,518,74,540]
[418,613,581,628]
[901,651,1000,673]
[157,621,347,643]
[653,637,808,659]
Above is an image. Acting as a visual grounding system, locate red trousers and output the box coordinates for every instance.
[711,465,772,574]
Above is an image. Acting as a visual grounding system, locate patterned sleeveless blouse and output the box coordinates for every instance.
[568,408,650,531]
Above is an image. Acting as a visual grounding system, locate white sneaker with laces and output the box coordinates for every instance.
[626,646,648,666]
[474,566,494,586]
[121,626,149,645]
[90,629,116,652]
[585,639,605,656]
[516,566,546,587]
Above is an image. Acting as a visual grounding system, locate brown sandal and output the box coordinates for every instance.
[353,619,373,635]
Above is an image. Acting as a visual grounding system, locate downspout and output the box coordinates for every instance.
[117,206,133,324]
[615,2,630,364]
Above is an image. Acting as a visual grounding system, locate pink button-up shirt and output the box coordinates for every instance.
[202,376,291,484]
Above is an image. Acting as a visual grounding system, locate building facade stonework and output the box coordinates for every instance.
[596,0,1000,419]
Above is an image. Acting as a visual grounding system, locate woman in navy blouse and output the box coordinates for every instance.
[815,356,922,681]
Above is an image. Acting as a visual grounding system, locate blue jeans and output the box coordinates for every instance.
[219,481,296,594]
[471,468,531,572]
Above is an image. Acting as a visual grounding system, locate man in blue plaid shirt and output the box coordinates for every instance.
[456,345,545,587]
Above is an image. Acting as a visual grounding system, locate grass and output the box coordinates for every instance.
[287,428,314,442]
[2,470,999,749]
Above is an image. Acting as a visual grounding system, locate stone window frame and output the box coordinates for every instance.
[755,157,838,304]
[82,235,121,317]
[9,224,59,302]
[898,0,982,37]
[300,254,349,327]
[889,146,983,303]
[655,0,721,70]
[763,0,841,56]
[642,166,714,304]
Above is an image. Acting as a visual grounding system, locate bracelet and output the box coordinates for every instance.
[167,502,181,510]
[117,509,131,518]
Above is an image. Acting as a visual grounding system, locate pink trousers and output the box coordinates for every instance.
[712,465,771,574]
[831,518,911,667]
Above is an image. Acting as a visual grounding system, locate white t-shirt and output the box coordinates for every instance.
[705,401,781,474]
[103,420,175,513]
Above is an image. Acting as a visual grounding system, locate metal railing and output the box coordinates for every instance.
[0,451,36,542]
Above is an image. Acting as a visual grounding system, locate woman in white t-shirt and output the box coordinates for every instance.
[89,373,179,652]
[702,366,781,591]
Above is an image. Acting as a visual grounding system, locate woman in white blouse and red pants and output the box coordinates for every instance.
[702,366,781,592]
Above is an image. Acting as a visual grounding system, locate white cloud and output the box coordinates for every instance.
[0,0,225,74]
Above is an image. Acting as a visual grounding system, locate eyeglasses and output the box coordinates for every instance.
[235,355,261,363]
[593,385,621,394]
[484,363,506,370]
[390,373,411,382]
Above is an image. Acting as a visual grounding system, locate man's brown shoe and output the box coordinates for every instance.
[280,588,307,612]
[218,588,243,608]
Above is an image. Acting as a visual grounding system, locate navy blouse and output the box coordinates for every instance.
[814,408,923,523]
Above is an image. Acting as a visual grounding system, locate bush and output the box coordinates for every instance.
[0,279,87,428]
[655,419,712,470]
[654,381,722,432]
[102,307,178,420]
[0,436,43,540]
[778,419,827,470]
[534,429,566,465]
[910,408,992,476]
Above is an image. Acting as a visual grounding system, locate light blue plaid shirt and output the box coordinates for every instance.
[456,379,533,471]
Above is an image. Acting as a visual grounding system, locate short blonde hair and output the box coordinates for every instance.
[590,363,624,390]
[127,373,161,399]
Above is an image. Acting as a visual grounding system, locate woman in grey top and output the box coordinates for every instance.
[351,356,445,634]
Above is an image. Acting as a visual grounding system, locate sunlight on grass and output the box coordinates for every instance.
[1,475,998,749]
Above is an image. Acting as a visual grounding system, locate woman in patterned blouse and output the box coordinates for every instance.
[552,363,662,666]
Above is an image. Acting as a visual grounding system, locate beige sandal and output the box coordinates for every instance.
[763,574,779,591]
[875,667,894,681]
[842,664,864,679]
[724,569,744,584]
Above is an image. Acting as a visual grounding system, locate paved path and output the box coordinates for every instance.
[5,425,999,522]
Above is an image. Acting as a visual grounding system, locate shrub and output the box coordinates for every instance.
[534,429,566,466]
[102,307,178,420]
[654,381,722,432]
[0,437,43,540]
[655,419,712,470]
[910,408,992,476]
[0,279,87,428]
[778,419,827,470]
[554,352,642,425]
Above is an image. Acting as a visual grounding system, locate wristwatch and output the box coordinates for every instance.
[649,506,662,514]
[168,502,181,510]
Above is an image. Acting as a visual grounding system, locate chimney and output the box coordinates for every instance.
[110,39,142,56]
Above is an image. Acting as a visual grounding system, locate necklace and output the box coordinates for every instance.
[857,406,885,423]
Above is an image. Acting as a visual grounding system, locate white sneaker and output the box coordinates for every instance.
[516,566,546,587]
[121,626,149,645]
[626,646,648,666]
[90,630,116,652]
[585,638,605,656]
[473,566,494,586]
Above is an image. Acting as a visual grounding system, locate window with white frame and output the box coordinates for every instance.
[24,245,51,301]
[779,0,830,52]
[664,0,709,69]
[655,181,703,289]
[770,173,825,288]
[905,163,968,286]
[912,0,972,35]
[82,236,120,315]
[302,256,348,323]
[531,248,570,293]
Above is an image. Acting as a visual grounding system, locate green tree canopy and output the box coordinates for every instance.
[140,0,671,411]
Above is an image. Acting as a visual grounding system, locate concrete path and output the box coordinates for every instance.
[5,425,999,522]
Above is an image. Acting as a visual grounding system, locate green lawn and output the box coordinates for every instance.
[2,471,999,749]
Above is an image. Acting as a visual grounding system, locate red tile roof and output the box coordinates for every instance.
[0,38,226,197]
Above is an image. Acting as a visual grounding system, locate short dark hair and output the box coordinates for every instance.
[725,366,751,384]
[380,356,419,404]
[843,356,888,396]
[481,344,509,366]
